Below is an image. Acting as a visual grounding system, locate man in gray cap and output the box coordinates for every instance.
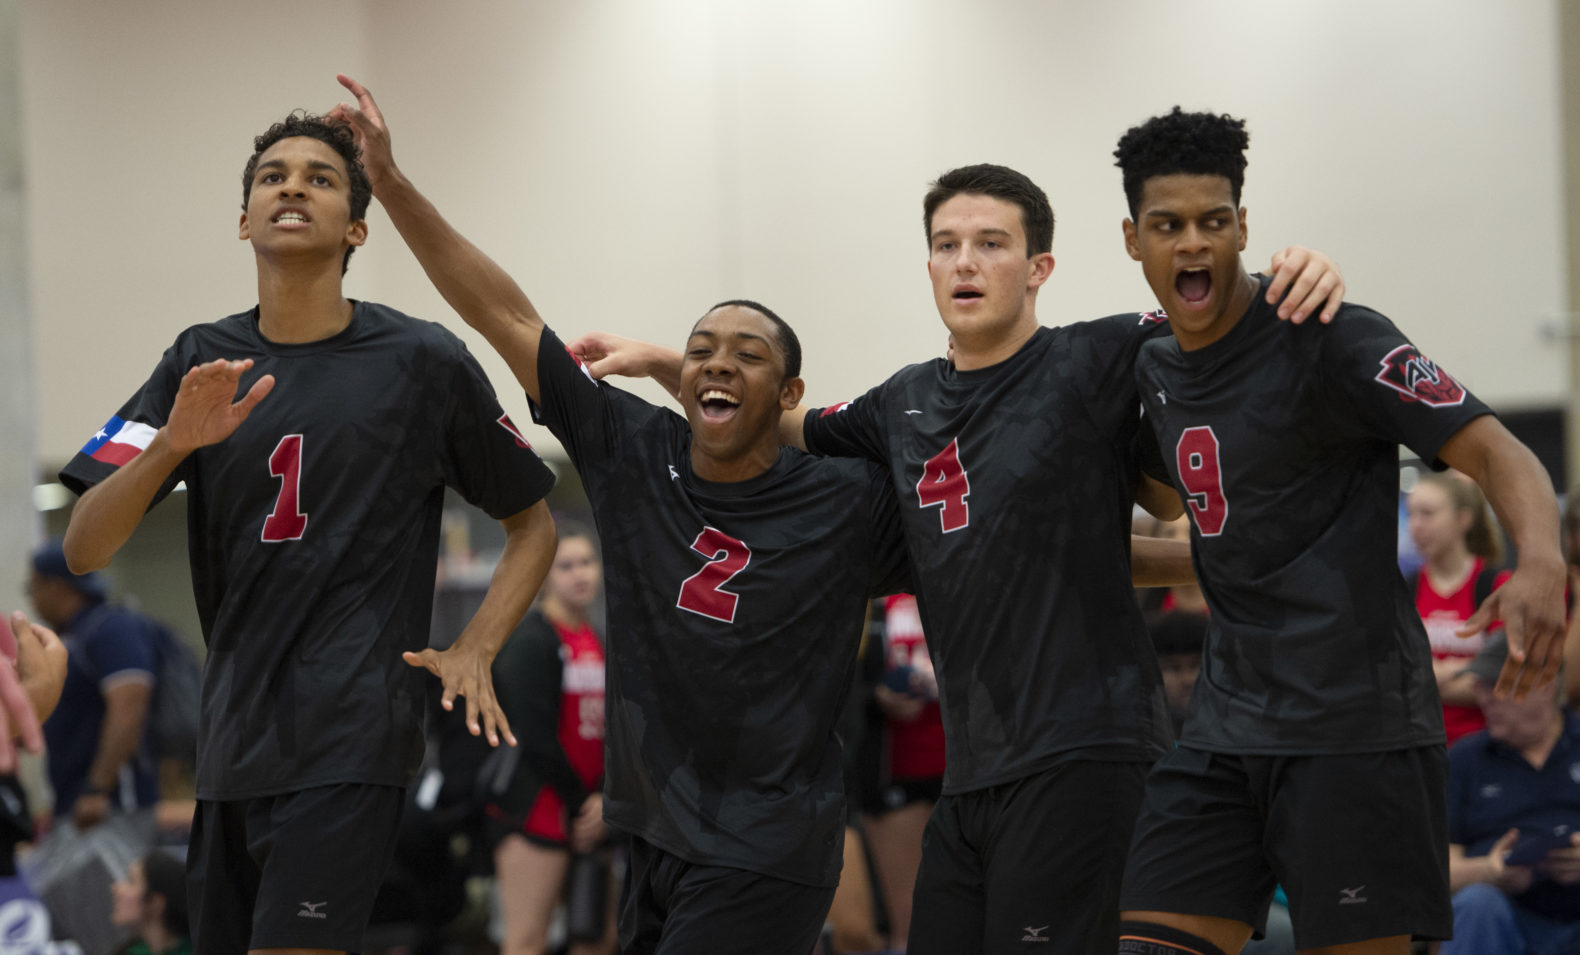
[1444,633,1580,953]
[26,540,160,834]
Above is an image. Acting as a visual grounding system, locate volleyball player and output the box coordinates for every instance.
[1113,106,1567,955]
[57,113,558,954]
[332,76,912,954]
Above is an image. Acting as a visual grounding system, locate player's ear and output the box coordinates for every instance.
[1027,252,1055,289]
[1237,207,1247,252]
[346,218,368,248]
[1122,219,1141,261]
[780,376,805,410]
[239,211,251,241]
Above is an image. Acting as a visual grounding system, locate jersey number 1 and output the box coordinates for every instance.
[676,527,751,623]
[917,438,970,533]
[1176,426,1228,536]
[262,434,308,542]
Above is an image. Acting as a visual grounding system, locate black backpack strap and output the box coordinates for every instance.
[1473,566,1502,609]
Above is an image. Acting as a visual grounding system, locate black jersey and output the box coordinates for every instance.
[59,302,555,799]
[1135,278,1491,754]
[803,317,1174,794]
[529,327,909,888]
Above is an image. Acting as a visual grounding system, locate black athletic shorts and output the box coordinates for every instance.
[187,782,406,954]
[618,835,836,955]
[909,758,1150,955]
[1119,745,1452,949]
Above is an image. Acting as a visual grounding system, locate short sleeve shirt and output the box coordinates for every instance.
[530,326,909,887]
[804,317,1175,793]
[59,302,556,799]
[1135,280,1491,754]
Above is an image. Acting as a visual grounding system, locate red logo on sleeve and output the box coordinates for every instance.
[1373,344,1466,407]
[497,413,534,449]
[820,400,852,417]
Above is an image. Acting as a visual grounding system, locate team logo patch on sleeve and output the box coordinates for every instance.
[81,415,157,466]
[820,400,852,417]
[1374,344,1466,407]
[497,413,535,450]
[1137,309,1169,325]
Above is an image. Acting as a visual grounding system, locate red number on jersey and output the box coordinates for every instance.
[676,527,751,623]
[917,438,970,533]
[1176,426,1228,537]
[262,434,308,542]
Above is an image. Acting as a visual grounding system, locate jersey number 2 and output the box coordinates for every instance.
[262,434,308,542]
[917,438,970,533]
[677,527,751,623]
[1176,426,1228,536]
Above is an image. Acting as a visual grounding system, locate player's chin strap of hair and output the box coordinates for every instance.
[1118,921,1229,955]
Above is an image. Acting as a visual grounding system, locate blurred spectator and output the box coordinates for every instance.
[1408,471,1509,744]
[26,540,159,954]
[1148,612,1207,739]
[110,850,191,955]
[27,541,160,831]
[1443,634,1580,954]
[483,528,616,955]
[860,594,942,954]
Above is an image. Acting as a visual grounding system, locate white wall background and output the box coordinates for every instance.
[20,0,1569,467]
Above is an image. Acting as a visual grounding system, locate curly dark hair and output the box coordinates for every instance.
[922,164,1054,256]
[700,299,802,380]
[240,111,372,275]
[142,849,190,938]
[1114,107,1249,220]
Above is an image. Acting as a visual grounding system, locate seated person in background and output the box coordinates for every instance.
[1147,611,1207,739]
[1409,471,1510,743]
[1444,634,1580,955]
[111,849,192,955]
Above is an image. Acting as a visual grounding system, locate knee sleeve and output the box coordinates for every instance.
[1118,920,1229,955]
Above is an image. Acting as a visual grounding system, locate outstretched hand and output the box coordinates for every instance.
[1266,246,1345,324]
[402,642,517,747]
[1458,559,1568,700]
[330,74,397,190]
[166,359,274,456]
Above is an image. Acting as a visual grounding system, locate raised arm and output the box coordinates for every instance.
[65,359,273,571]
[1441,416,1567,699]
[331,75,548,402]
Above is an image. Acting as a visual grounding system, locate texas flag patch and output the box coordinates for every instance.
[80,416,157,466]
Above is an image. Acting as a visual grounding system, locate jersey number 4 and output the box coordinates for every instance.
[676,527,751,623]
[262,434,308,542]
[1176,426,1228,536]
[917,438,970,533]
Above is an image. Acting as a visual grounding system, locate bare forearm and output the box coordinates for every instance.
[374,172,547,400]
[452,501,557,658]
[780,404,810,451]
[1132,535,1195,588]
[1444,418,1562,571]
[87,685,151,791]
[64,432,189,572]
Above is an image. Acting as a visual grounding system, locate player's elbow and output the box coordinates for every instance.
[60,523,109,575]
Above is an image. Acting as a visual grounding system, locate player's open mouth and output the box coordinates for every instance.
[273,211,310,225]
[952,287,984,303]
[699,389,741,423]
[1175,268,1212,308]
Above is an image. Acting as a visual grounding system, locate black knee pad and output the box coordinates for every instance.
[1117,919,1230,955]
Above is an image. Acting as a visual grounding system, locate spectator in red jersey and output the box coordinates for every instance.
[484,526,616,955]
[861,594,944,954]
[1409,470,1510,744]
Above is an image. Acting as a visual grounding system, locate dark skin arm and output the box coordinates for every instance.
[1444,416,1567,699]
[74,679,152,829]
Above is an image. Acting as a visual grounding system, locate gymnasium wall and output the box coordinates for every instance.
[8,1,1571,635]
